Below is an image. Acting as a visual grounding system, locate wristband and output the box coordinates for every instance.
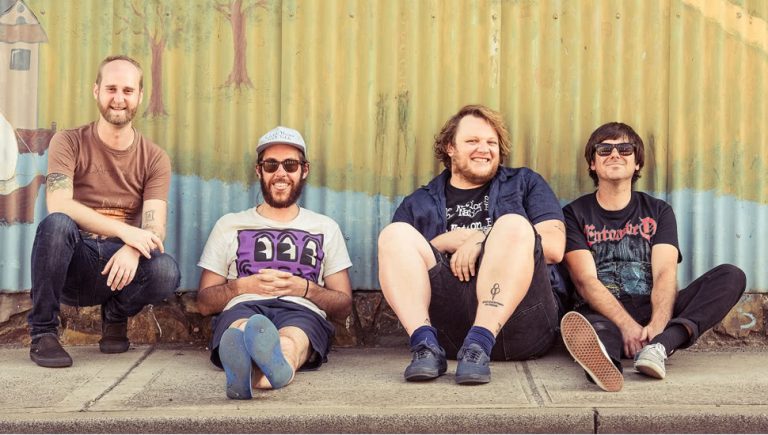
[303,278,310,298]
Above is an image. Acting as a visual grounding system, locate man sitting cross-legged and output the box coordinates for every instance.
[197,126,352,399]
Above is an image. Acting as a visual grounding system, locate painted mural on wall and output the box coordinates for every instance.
[0,0,766,296]
[0,0,50,225]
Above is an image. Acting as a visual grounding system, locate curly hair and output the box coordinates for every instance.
[434,105,510,170]
[584,122,645,186]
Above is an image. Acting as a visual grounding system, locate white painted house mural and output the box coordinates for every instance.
[0,0,50,224]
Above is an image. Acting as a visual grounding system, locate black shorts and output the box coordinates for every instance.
[209,298,335,371]
[427,233,558,361]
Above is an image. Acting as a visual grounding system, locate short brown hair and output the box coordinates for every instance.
[95,55,143,90]
[584,122,645,186]
[434,105,511,170]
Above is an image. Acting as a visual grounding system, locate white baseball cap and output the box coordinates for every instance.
[256,126,307,155]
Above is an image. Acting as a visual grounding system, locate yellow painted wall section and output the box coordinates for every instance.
[21,0,768,203]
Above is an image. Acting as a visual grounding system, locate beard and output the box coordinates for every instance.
[97,99,138,127]
[260,174,306,208]
[452,160,498,186]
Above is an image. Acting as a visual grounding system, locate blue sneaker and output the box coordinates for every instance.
[218,328,252,399]
[243,314,293,389]
[404,340,447,382]
[455,343,491,385]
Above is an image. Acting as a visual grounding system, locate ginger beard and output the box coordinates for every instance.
[97,96,138,127]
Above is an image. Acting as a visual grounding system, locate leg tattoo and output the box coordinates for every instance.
[482,283,504,308]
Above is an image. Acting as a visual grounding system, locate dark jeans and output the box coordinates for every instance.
[577,264,747,366]
[28,213,181,338]
[428,233,559,361]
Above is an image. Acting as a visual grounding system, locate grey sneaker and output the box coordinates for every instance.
[455,343,491,385]
[634,343,667,379]
[404,341,447,382]
[561,311,623,392]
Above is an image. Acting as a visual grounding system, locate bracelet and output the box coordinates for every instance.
[476,228,489,245]
[303,278,310,298]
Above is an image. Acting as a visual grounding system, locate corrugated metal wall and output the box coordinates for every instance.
[1,0,766,293]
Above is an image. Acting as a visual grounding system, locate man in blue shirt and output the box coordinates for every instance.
[378,105,565,385]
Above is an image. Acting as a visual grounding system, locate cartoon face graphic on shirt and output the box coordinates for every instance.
[235,229,324,282]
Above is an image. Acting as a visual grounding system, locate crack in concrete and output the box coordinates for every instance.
[521,361,544,406]
[79,345,157,412]
[593,408,600,433]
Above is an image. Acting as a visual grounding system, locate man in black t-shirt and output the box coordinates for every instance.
[378,105,565,385]
[560,122,746,392]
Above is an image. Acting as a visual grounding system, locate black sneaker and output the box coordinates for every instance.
[455,343,491,385]
[30,334,73,368]
[404,340,447,382]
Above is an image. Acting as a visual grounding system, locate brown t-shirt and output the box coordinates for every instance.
[47,122,172,227]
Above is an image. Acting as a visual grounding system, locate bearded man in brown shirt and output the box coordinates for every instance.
[27,55,180,368]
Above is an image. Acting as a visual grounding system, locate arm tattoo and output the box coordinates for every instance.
[46,173,72,193]
[481,283,505,308]
[142,210,164,239]
[143,209,156,223]
[553,222,566,235]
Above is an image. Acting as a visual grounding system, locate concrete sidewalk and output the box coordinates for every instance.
[0,344,767,433]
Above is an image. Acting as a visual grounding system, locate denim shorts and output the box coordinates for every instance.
[209,298,335,371]
[427,234,558,361]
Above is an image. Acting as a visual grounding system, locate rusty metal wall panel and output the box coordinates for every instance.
[1,0,767,295]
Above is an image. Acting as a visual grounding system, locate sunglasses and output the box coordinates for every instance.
[258,158,304,173]
[594,142,635,157]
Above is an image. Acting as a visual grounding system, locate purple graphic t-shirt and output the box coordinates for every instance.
[235,229,324,282]
[197,207,352,318]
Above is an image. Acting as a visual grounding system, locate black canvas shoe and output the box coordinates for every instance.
[99,305,130,354]
[30,334,73,368]
[99,320,130,354]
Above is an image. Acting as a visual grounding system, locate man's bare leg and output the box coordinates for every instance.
[474,214,535,334]
[455,214,536,384]
[378,222,446,381]
[378,222,437,335]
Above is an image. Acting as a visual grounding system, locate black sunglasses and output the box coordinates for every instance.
[594,142,635,157]
[258,158,304,173]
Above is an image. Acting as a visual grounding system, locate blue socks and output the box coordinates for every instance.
[411,324,496,356]
[462,326,496,356]
[410,325,439,348]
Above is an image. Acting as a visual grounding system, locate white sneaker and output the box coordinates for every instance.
[634,343,667,379]
[561,312,623,392]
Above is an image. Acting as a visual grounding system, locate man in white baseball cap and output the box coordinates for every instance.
[196,126,353,399]
[255,126,307,156]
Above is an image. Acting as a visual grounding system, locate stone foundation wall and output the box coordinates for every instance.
[1,291,765,348]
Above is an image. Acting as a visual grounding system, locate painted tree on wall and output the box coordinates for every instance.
[214,0,268,89]
[118,0,186,117]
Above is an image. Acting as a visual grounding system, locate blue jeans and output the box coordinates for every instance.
[28,213,181,338]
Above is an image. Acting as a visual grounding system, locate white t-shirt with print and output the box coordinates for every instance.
[197,207,352,319]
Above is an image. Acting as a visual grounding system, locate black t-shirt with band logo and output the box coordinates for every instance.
[563,191,682,306]
[445,182,492,232]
